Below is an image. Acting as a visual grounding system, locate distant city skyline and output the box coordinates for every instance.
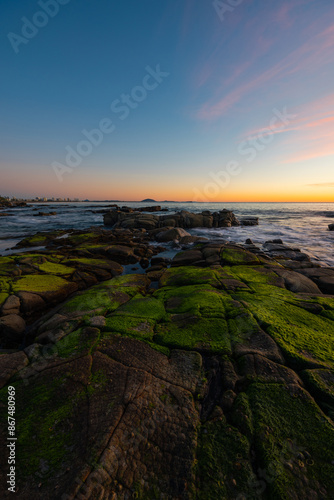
[1,1,334,202]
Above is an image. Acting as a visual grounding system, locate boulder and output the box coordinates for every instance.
[0,351,29,388]
[156,228,191,242]
[240,217,259,226]
[298,268,334,295]
[274,269,322,294]
[0,314,26,341]
[1,295,21,315]
[328,223,334,231]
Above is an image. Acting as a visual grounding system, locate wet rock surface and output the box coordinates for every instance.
[0,229,334,499]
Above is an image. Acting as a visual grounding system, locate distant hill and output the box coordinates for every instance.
[141,198,156,202]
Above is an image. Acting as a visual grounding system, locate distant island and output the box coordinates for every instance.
[141,198,156,202]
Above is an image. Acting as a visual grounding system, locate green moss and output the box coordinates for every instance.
[111,295,166,321]
[37,261,75,276]
[155,316,231,353]
[0,376,79,479]
[224,264,285,293]
[62,288,130,315]
[66,232,98,245]
[196,418,256,499]
[0,292,9,306]
[104,274,148,291]
[104,316,156,338]
[0,257,16,276]
[301,369,334,409]
[18,234,49,247]
[234,287,334,369]
[247,383,334,498]
[221,247,260,266]
[87,369,108,395]
[0,278,11,293]
[159,266,226,288]
[154,284,228,316]
[144,341,170,356]
[62,257,115,269]
[49,328,100,359]
[12,274,70,293]
[230,392,254,440]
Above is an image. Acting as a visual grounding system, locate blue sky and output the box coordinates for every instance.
[1,0,334,201]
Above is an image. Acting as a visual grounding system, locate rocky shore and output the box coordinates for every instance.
[0,217,334,499]
[103,207,259,230]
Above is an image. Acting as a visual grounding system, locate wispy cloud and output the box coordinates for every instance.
[196,21,334,120]
[307,182,334,187]
[240,92,334,164]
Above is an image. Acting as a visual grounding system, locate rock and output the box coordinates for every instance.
[0,351,29,388]
[180,236,208,245]
[240,217,259,226]
[265,239,283,244]
[89,316,106,328]
[238,354,302,385]
[105,245,140,264]
[1,295,21,315]
[171,250,204,266]
[298,268,334,295]
[17,292,46,314]
[274,269,322,294]
[156,227,191,242]
[104,208,241,230]
[328,224,334,231]
[0,314,26,341]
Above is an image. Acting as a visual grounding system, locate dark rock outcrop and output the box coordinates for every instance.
[104,208,245,230]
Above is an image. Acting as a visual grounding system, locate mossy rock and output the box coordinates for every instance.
[36,261,76,276]
[301,369,334,409]
[246,382,334,499]
[62,257,120,270]
[234,288,334,369]
[16,233,50,247]
[224,265,285,291]
[154,284,229,316]
[110,295,166,321]
[65,232,99,246]
[0,375,83,480]
[12,275,73,294]
[221,247,261,266]
[155,315,231,353]
[0,257,17,276]
[49,327,101,359]
[0,292,9,307]
[0,278,11,293]
[159,266,227,288]
[61,288,130,315]
[104,316,156,338]
[196,417,257,499]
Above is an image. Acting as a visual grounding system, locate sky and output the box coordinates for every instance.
[1,0,334,202]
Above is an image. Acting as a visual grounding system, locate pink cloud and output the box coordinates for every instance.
[238,92,334,164]
[197,21,334,120]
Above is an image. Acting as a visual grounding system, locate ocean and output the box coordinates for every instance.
[0,202,333,267]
